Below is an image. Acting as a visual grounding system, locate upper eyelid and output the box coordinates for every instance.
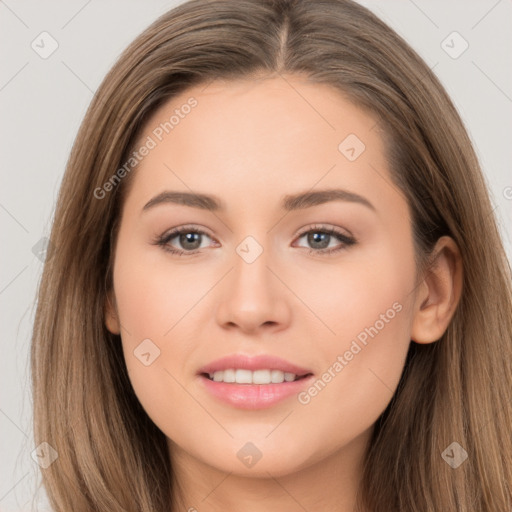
[296,223,353,238]
[162,223,350,237]
[163,224,214,237]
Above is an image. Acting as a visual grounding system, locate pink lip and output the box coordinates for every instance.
[199,376,315,409]
[197,354,314,410]
[197,354,312,376]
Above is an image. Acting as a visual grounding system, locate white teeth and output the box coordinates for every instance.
[253,369,271,384]
[271,370,284,383]
[207,369,299,384]
[223,369,235,383]
[235,369,252,384]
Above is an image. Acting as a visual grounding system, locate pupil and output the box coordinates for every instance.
[308,232,329,249]
[180,232,201,250]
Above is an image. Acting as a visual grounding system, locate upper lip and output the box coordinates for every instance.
[198,354,313,376]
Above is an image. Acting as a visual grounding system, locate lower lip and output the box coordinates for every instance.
[199,374,314,409]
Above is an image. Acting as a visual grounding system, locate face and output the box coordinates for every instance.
[105,74,421,478]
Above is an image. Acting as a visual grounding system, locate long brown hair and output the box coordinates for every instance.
[31,0,512,510]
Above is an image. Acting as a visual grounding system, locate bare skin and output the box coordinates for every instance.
[105,74,462,511]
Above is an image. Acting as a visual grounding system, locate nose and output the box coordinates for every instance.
[215,245,292,334]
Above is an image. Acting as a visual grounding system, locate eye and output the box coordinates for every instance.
[153,225,217,255]
[153,223,356,256]
[293,224,356,255]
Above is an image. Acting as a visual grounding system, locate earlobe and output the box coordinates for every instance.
[104,292,121,335]
[411,236,463,344]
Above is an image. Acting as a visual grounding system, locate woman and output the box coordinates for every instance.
[31,0,512,510]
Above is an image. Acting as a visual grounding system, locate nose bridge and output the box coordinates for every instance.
[231,231,275,301]
[215,228,291,332]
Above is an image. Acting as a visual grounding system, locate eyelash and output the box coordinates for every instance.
[153,223,356,257]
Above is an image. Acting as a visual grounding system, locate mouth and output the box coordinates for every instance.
[198,372,315,409]
[197,354,314,409]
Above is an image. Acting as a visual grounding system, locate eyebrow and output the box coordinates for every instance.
[142,188,375,213]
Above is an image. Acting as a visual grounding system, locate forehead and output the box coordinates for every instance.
[125,75,403,217]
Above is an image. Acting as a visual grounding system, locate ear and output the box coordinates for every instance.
[411,236,463,344]
[104,290,121,335]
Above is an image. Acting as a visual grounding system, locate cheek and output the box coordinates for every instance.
[291,240,415,433]
[112,239,209,339]
[111,239,201,424]
[295,309,410,454]
[289,235,415,345]
[291,240,413,374]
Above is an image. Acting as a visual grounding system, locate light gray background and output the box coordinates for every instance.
[1,1,511,510]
